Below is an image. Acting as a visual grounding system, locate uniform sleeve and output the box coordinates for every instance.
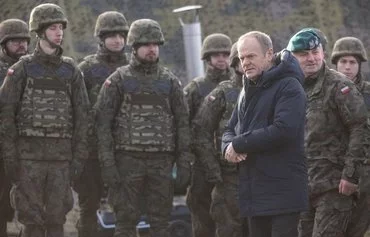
[71,67,90,162]
[192,88,225,172]
[0,61,26,161]
[95,71,122,167]
[170,77,193,166]
[334,81,368,183]
[221,100,239,157]
[231,78,307,153]
[183,81,198,123]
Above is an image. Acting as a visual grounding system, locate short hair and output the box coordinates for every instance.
[237,31,273,54]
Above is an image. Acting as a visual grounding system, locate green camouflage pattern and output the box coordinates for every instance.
[109,154,173,237]
[229,42,239,68]
[95,54,191,167]
[331,36,368,64]
[201,33,232,60]
[183,65,231,123]
[0,19,30,45]
[191,74,242,237]
[126,19,164,46]
[0,43,90,162]
[298,191,353,237]
[94,11,129,37]
[76,46,128,237]
[304,64,367,197]
[29,3,68,32]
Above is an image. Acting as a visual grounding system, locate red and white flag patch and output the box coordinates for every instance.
[104,79,111,87]
[7,68,14,76]
[340,86,350,94]
[208,95,216,101]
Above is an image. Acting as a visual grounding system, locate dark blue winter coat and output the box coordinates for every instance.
[221,50,308,217]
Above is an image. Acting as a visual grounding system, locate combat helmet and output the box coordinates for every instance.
[94,11,129,38]
[127,19,164,46]
[331,37,368,64]
[201,33,232,60]
[29,3,68,33]
[229,42,240,68]
[0,19,30,45]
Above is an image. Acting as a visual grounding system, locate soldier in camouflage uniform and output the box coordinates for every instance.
[0,3,89,237]
[184,33,232,237]
[331,36,370,237]
[95,19,192,237]
[192,42,243,237]
[287,29,368,237]
[76,11,130,237]
[0,18,30,237]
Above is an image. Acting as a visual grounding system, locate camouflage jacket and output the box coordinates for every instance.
[0,49,18,86]
[78,46,129,159]
[95,54,192,167]
[0,43,90,161]
[192,72,242,174]
[304,64,367,196]
[183,64,231,123]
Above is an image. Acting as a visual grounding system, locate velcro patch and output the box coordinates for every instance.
[7,68,14,76]
[340,86,350,94]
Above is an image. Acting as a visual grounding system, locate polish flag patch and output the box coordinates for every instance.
[340,86,350,94]
[7,68,14,76]
[208,95,216,101]
[104,79,111,87]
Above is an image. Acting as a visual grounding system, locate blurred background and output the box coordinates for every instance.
[2,0,370,84]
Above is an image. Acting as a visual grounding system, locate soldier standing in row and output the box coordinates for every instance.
[0,3,89,237]
[331,36,370,237]
[192,42,243,237]
[95,19,192,237]
[184,33,232,237]
[76,11,130,237]
[287,29,367,237]
[0,18,30,237]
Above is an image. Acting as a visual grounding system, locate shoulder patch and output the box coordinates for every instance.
[208,95,216,101]
[341,86,350,94]
[7,68,14,76]
[104,79,111,88]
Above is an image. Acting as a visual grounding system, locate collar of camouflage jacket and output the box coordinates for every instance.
[97,45,128,65]
[205,63,231,83]
[129,53,159,75]
[0,47,18,66]
[33,41,63,66]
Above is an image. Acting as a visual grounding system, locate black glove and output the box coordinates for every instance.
[3,159,20,184]
[175,162,191,191]
[70,159,85,191]
[101,164,120,189]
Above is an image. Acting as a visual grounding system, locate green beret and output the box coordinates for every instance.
[287,29,321,52]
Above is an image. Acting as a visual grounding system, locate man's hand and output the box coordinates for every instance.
[339,179,358,196]
[225,143,247,163]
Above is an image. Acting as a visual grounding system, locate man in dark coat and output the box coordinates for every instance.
[221,31,308,237]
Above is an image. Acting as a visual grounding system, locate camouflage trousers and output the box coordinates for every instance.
[0,159,13,237]
[109,153,174,237]
[346,193,370,237]
[76,159,103,237]
[10,160,73,237]
[186,166,215,237]
[210,173,242,237]
[298,190,353,237]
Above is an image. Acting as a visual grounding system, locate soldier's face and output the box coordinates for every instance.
[104,33,125,52]
[44,23,64,46]
[336,55,360,82]
[210,52,230,70]
[292,46,324,78]
[238,36,273,81]
[136,43,159,62]
[5,38,28,59]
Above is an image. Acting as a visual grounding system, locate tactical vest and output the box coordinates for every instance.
[216,82,240,173]
[113,67,175,152]
[194,77,219,98]
[16,59,73,138]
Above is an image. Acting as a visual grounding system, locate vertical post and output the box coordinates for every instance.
[173,5,204,83]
